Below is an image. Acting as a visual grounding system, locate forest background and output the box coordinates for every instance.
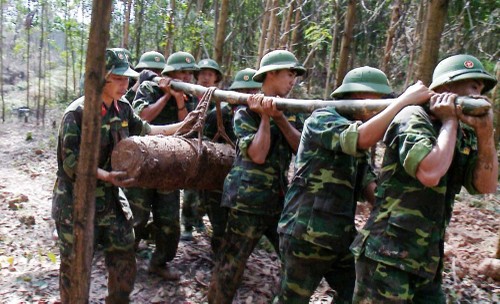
[0,0,499,133]
[0,0,499,303]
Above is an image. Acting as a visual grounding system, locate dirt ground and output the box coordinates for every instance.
[0,108,499,304]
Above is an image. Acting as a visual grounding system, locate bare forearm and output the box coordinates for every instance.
[472,129,498,193]
[273,114,301,153]
[416,120,457,187]
[149,122,182,136]
[140,94,169,122]
[248,115,271,164]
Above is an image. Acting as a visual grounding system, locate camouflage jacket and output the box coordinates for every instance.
[203,102,237,143]
[133,80,198,124]
[278,107,376,251]
[351,105,478,279]
[221,107,304,215]
[52,96,150,225]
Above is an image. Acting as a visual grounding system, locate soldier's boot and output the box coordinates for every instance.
[105,293,130,304]
[148,262,181,281]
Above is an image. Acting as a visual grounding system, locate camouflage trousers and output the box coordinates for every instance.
[274,234,355,304]
[125,187,180,266]
[182,189,229,255]
[208,209,280,304]
[56,208,136,304]
[181,189,205,232]
[353,254,445,304]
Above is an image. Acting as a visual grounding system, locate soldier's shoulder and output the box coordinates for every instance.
[63,96,85,115]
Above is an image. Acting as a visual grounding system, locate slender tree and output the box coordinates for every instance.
[165,0,176,56]
[335,0,356,88]
[380,0,401,75]
[134,0,144,60]
[279,0,295,49]
[26,1,33,109]
[289,0,302,52]
[70,0,113,302]
[257,0,272,67]
[37,0,45,125]
[416,0,449,85]
[264,0,280,53]
[324,0,340,99]
[404,0,426,88]
[214,0,229,64]
[493,61,500,147]
[122,0,132,49]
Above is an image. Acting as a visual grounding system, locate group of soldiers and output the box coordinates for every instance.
[52,46,497,304]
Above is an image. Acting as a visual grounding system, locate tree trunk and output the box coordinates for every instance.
[416,0,449,86]
[26,3,31,109]
[257,0,272,68]
[79,0,85,88]
[134,0,144,61]
[335,0,356,89]
[165,0,176,57]
[290,0,302,52]
[214,0,229,65]
[380,0,401,75]
[122,0,132,49]
[37,0,45,125]
[112,136,235,190]
[64,0,69,103]
[324,0,340,99]
[70,0,113,302]
[264,0,280,53]
[404,0,426,88]
[279,0,294,49]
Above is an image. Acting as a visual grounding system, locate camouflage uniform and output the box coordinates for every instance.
[350,105,479,303]
[125,81,198,270]
[275,107,376,304]
[208,106,303,304]
[52,96,150,303]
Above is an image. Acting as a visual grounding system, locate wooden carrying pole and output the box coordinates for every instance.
[168,80,491,119]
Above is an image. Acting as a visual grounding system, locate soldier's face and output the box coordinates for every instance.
[169,70,193,83]
[268,69,297,97]
[197,69,218,87]
[103,74,129,101]
[437,79,485,96]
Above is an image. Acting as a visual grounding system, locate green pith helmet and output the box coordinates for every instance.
[429,54,497,94]
[135,51,166,70]
[331,66,392,98]
[229,68,262,90]
[105,48,138,77]
[161,51,200,75]
[253,50,306,83]
[194,59,223,82]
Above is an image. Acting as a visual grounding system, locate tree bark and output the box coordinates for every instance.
[380,0,401,75]
[134,0,144,61]
[279,0,295,49]
[257,0,272,68]
[214,0,229,65]
[37,0,45,125]
[122,0,132,49]
[416,0,449,86]
[26,2,32,109]
[290,0,302,52]
[70,0,113,302]
[165,0,176,57]
[404,0,426,88]
[335,0,356,88]
[264,0,280,53]
[112,136,235,190]
[324,0,340,99]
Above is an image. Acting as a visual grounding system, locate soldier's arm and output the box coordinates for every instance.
[357,81,432,150]
[247,95,272,164]
[97,168,135,188]
[415,94,458,187]
[457,107,498,193]
[149,122,183,136]
[139,94,171,122]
